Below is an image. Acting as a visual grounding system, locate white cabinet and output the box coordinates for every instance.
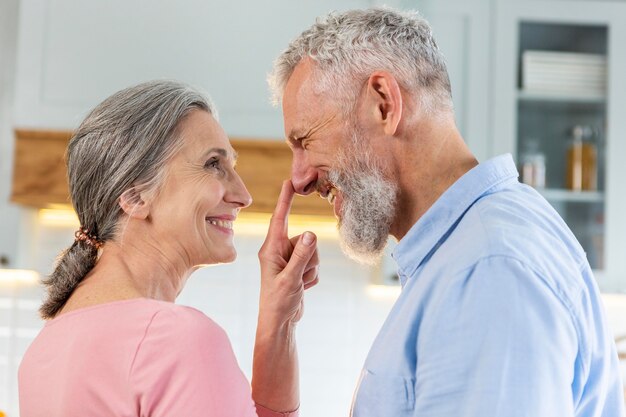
[418,0,493,162]
[13,0,369,136]
[492,0,626,291]
[414,0,626,291]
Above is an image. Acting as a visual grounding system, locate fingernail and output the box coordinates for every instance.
[302,232,314,246]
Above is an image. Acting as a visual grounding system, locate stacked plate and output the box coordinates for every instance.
[522,50,607,95]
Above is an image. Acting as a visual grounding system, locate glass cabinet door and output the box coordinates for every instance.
[516,22,608,270]
[493,0,626,290]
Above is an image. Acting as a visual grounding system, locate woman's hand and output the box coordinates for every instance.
[258,180,320,326]
[252,180,319,412]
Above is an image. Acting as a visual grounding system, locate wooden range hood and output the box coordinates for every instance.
[11,129,333,217]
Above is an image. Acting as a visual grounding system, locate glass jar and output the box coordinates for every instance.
[520,138,546,188]
[566,125,597,191]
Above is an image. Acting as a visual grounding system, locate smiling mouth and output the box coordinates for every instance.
[318,181,339,206]
[206,218,234,230]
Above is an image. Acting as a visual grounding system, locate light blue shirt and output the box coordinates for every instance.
[351,154,624,417]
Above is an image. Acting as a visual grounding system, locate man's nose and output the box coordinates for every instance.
[291,152,318,195]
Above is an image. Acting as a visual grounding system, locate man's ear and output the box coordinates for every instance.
[365,71,403,136]
[119,188,150,219]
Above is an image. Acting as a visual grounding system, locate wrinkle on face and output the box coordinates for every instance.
[288,115,345,172]
[166,143,238,204]
[288,113,336,142]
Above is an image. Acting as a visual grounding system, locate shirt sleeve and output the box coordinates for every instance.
[413,255,580,417]
[129,307,267,417]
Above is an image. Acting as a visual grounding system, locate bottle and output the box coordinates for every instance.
[566,125,597,191]
[520,138,546,188]
[588,206,605,270]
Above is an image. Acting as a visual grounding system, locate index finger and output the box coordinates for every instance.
[267,180,295,239]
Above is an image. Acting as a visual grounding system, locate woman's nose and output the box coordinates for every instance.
[227,172,253,208]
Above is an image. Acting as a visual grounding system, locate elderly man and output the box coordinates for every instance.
[268,7,624,417]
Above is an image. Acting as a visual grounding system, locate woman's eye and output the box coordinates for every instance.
[204,157,221,170]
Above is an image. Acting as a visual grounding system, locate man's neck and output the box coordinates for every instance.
[388,119,478,241]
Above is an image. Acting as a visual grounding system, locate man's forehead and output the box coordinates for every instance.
[283,61,317,109]
[282,59,344,141]
[283,93,325,137]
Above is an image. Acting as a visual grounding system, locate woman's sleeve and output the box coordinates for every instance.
[129,308,298,417]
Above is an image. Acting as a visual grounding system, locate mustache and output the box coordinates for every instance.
[314,175,339,197]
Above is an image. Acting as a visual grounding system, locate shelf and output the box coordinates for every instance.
[518,90,606,104]
[11,129,334,216]
[538,188,604,203]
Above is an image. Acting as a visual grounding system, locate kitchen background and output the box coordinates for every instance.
[1,0,626,416]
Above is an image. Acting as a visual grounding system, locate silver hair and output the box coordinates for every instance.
[268,7,452,114]
[40,80,214,319]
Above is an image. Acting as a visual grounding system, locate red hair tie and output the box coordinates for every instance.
[74,227,103,249]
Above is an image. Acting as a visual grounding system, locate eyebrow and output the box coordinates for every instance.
[201,147,238,162]
[287,128,308,142]
[286,115,335,143]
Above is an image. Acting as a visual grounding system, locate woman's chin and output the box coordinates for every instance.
[220,250,237,264]
[200,248,237,265]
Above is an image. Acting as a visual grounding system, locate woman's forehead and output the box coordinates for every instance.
[179,110,235,158]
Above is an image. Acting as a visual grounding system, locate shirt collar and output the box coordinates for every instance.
[392,154,519,286]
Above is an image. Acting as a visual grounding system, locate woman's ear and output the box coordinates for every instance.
[119,188,150,219]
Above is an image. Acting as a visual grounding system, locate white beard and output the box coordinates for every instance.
[329,134,398,265]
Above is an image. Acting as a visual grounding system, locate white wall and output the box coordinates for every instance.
[0,0,22,270]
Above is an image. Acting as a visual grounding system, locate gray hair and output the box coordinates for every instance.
[40,80,214,319]
[268,7,452,114]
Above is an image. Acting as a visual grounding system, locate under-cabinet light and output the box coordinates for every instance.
[366,284,401,300]
[0,269,40,286]
[37,209,339,239]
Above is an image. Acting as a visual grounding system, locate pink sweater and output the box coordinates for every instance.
[19,298,297,417]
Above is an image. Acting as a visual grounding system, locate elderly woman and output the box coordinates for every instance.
[18,80,318,416]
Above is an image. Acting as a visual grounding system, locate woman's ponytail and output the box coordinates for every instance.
[39,240,98,319]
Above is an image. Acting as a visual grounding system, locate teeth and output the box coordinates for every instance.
[327,188,338,205]
[207,219,233,229]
